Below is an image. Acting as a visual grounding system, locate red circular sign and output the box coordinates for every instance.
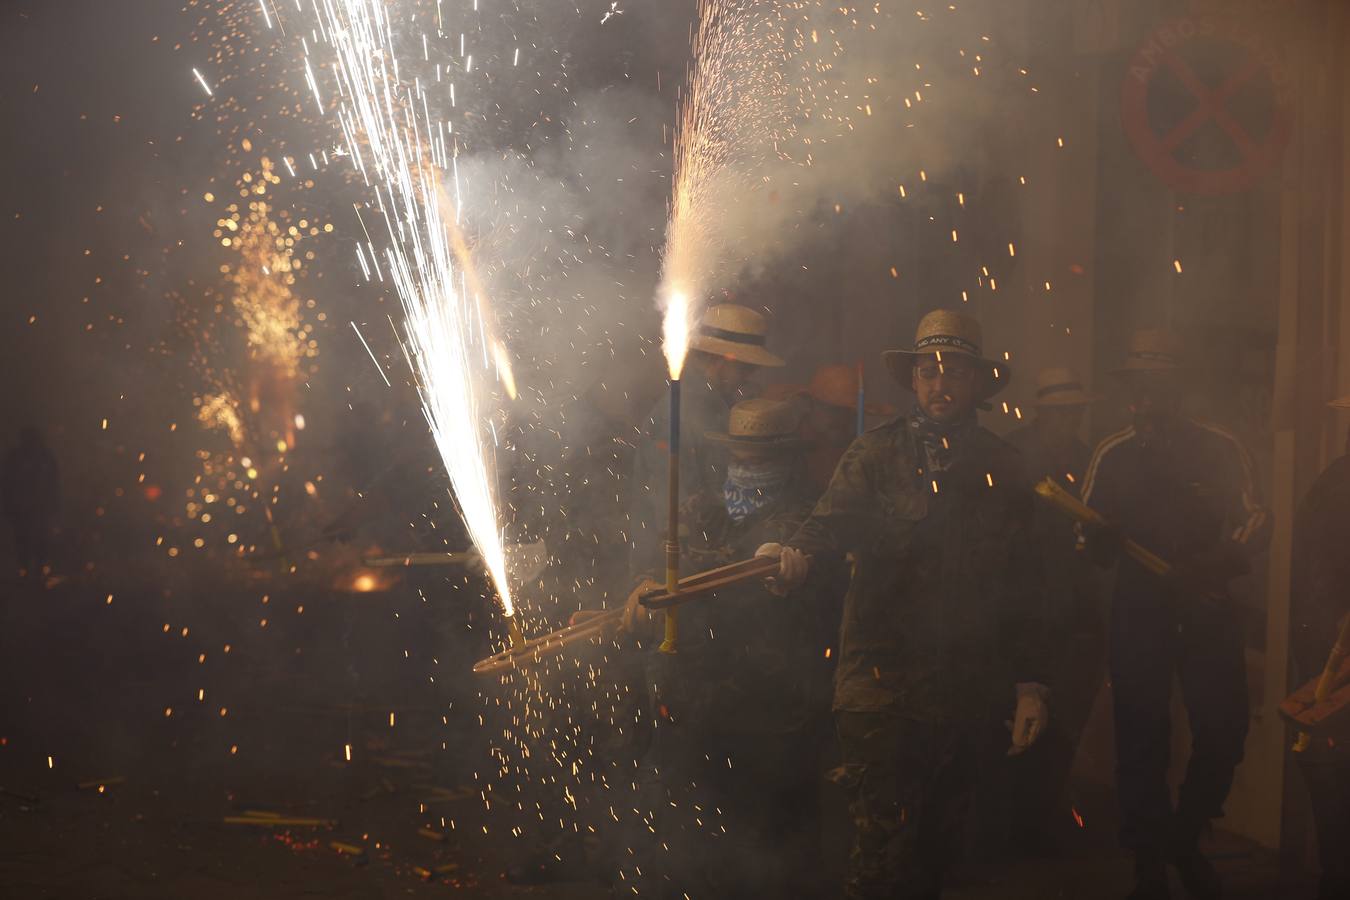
[1121,15,1293,195]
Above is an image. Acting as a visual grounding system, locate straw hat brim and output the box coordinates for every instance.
[1036,390,1100,407]
[690,334,785,367]
[1109,360,1183,376]
[882,348,1010,401]
[704,431,804,450]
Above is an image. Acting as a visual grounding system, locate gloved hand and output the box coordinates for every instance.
[1080,521,1124,568]
[1007,682,1050,756]
[620,577,661,633]
[756,543,810,596]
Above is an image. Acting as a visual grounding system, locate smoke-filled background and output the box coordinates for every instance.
[1,0,1348,896]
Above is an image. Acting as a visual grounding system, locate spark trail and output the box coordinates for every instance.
[304,0,516,616]
[659,0,795,377]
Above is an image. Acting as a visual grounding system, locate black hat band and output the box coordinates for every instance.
[1128,351,1178,364]
[700,325,767,346]
[914,333,981,355]
[723,430,794,442]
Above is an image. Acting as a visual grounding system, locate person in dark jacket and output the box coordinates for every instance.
[1080,330,1271,900]
[625,398,841,898]
[1289,394,1350,900]
[760,309,1050,900]
[998,367,1105,855]
[2,426,60,578]
[628,303,784,580]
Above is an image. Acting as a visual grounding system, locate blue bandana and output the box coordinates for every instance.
[723,460,793,522]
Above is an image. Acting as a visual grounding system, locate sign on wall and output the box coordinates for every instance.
[1121,14,1293,195]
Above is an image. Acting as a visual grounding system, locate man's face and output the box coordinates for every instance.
[1125,372,1180,433]
[702,355,758,397]
[911,352,979,423]
[729,444,779,465]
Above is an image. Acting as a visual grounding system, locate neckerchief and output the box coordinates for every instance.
[723,460,793,522]
[908,405,976,474]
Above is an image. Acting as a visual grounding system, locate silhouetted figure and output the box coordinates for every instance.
[2,427,60,578]
[1289,398,1350,900]
[999,367,1105,857]
[1081,331,1270,900]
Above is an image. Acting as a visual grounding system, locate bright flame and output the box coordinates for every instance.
[658,0,792,380]
[662,290,692,380]
[309,0,515,616]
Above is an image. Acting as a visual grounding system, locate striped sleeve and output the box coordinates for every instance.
[1197,422,1272,552]
[1080,426,1134,512]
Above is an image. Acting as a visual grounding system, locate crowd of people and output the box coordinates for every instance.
[600,304,1347,899]
[5,300,1347,900]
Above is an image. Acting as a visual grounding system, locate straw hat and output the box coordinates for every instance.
[1033,366,1098,407]
[1112,328,1184,375]
[882,309,1010,401]
[689,304,785,368]
[807,364,895,415]
[704,399,804,449]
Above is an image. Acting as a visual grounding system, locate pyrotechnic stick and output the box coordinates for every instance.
[471,557,776,675]
[361,552,475,568]
[856,360,866,437]
[1033,478,1171,576]
[661,378,682,654]
[330,841,366,857]
[1291,615,1350,751]
[471,608,624,676]
[637,555,780,610]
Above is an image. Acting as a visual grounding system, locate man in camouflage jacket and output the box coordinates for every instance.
[761,310,1050,900]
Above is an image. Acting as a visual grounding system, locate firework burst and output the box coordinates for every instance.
[305,0,517,616]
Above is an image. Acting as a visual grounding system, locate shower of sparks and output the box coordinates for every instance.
[307,0,515,616]
[192,67,214,96]
[658,0,796,379]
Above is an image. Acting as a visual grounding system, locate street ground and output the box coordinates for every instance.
[0,571,1305,900]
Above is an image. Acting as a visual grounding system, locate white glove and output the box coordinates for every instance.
[755,542,809,596]
[620,577,660,633]
[1007,682,1050,756]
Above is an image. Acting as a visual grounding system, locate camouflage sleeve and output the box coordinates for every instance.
[786,435,874,557]
[1002,483,1052,688]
